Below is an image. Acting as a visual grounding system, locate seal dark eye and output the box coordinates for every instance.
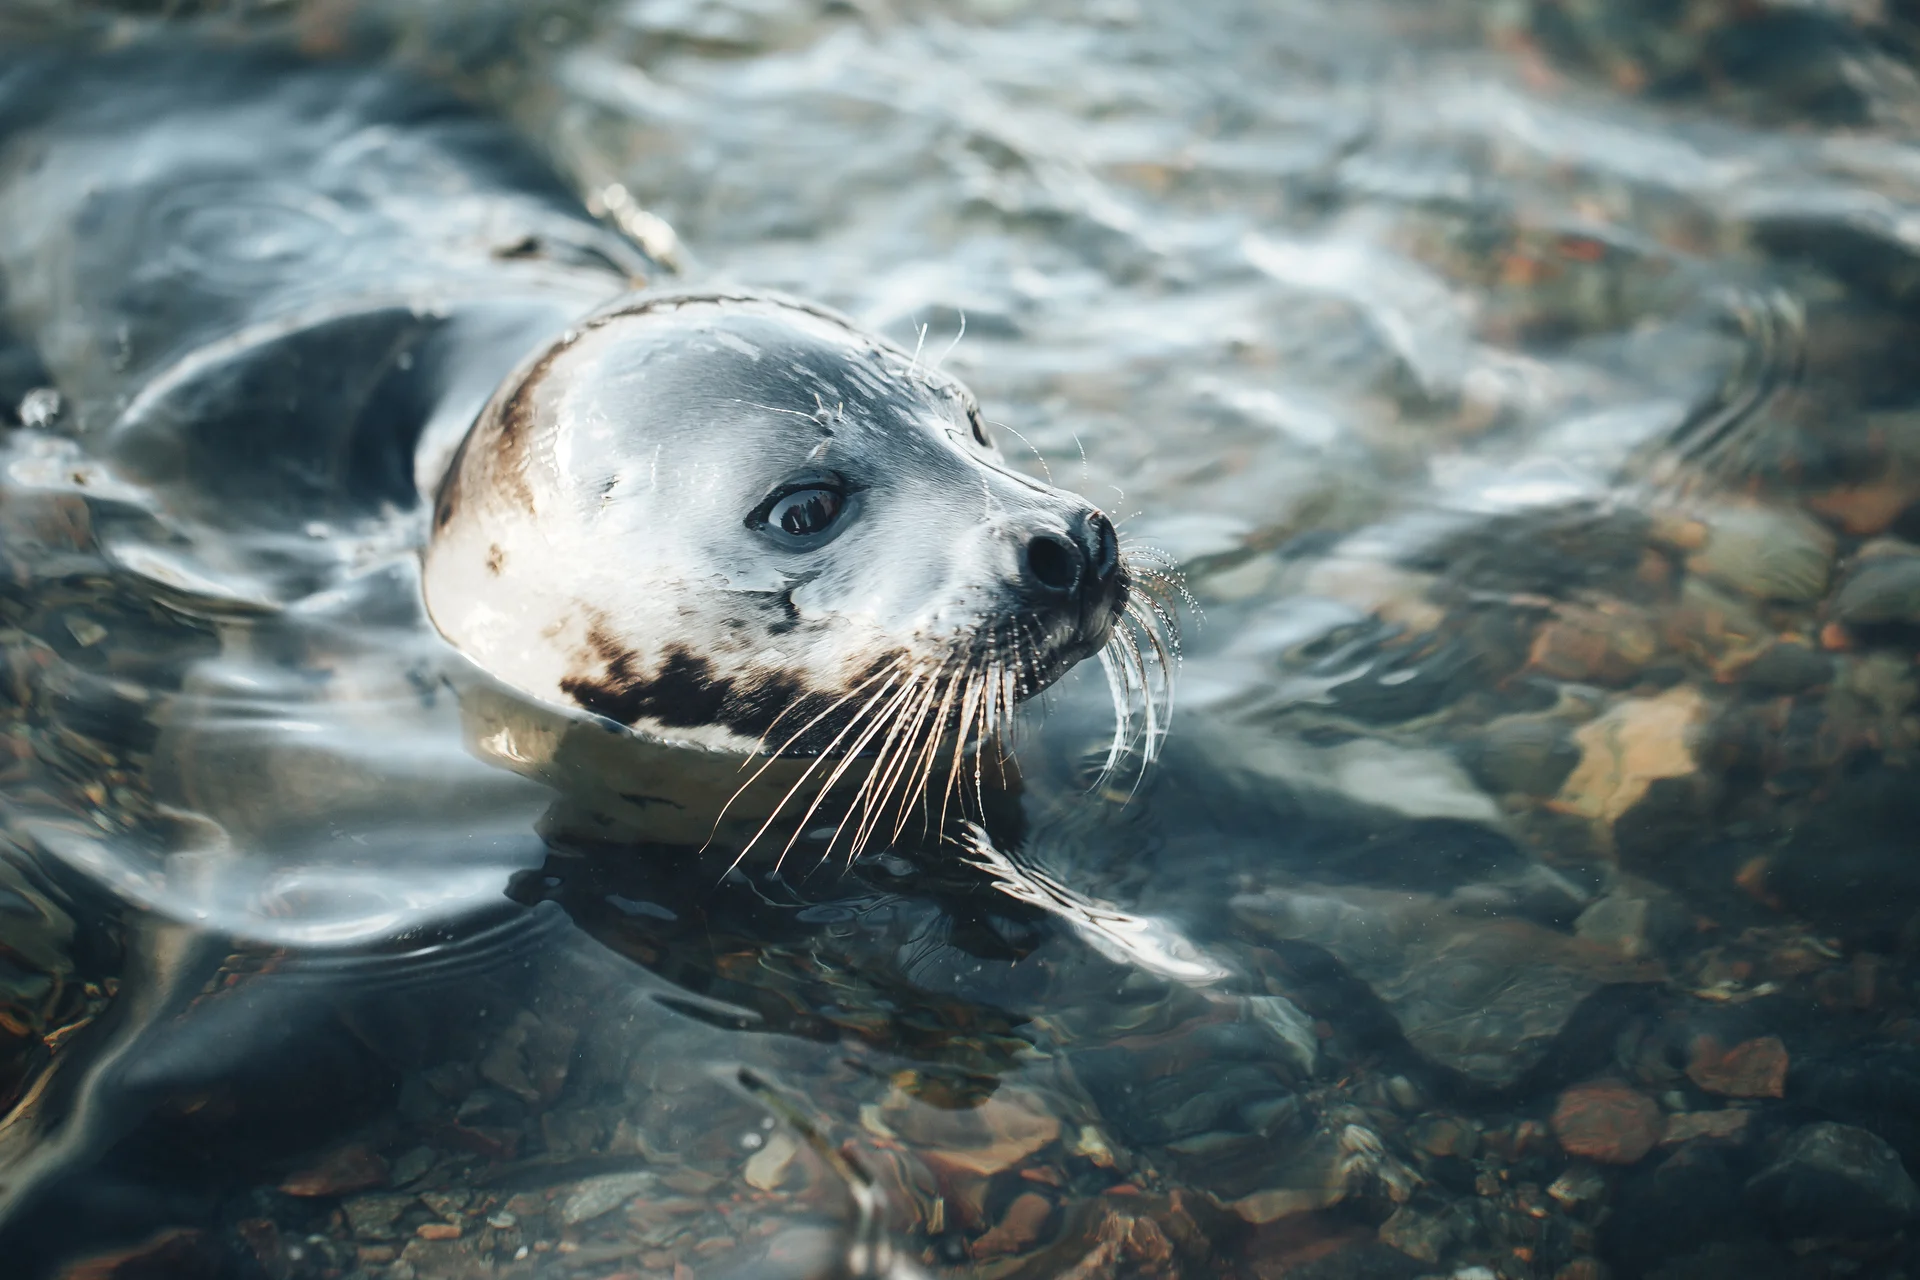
[770,487,841,537]
[751,478,855,547]
[968,407,991,448]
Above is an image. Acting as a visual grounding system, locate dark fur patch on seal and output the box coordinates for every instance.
[476,329,586,516]
[495,326,583,442]
[486,544,505,575]
[561,640,804,740]
[561,623,889,752]
[496,378,538,450]
[431,429,468,531]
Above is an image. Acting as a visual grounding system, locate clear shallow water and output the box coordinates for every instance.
[5,1,1920,1277]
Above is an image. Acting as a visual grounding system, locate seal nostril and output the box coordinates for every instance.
[1086,511,1119,584]
[1025,533,1081,595]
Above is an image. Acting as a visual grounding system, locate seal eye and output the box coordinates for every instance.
[754,481,852,547]
[968,408,991,448]
[771,488,841,537]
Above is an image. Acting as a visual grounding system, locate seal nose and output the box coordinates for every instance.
[1084,511,1120,592]
[1023,532,1082,597]
[1022,511,1123,607]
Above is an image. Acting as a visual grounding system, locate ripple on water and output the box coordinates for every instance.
[4,0,1920,1275]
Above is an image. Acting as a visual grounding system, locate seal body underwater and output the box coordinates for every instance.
[0,40,1171,1274]
[0,40,1160,867]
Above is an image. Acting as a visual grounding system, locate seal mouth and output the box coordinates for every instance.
[1010,578,1129,700]
[1002,507,1133,697]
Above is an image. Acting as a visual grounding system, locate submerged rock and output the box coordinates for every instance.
[1745,1122,1920,1239]
[1552,1080,1663,1166]
[1235,887,1657,1089]
[1223,1119,1418,1225]
[558,1170,657,1226]
[1603,1142,1758,1277]
[1375,1202,1460,1264]
[1726,639,1832,694]
[1685,1035,1787,1100]
[278,1143,388,1197]
[1551,686,1712,835]
[1686,504,1835,603]
[1574,881,1686,961]
[1661,1110,1752,1147]
[1789,1041,1920,1169]
[1833,542,1920,628]
[1463,712,1583,798]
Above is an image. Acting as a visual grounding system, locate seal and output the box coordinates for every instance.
[0,41,1180,1270]
[425,287,1169,857]
[0,41,1177,868]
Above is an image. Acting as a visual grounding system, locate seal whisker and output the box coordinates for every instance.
[1113,628,1159,805]
[748,664,918,875]
[933,310,966,371]
[1110,620,1160,770]
[986,418,1053,485]
[847,669,943,862]
[908,321,929,378]
[861,680,942,858]
[1093,647,1134,787]
[993,656,1017,773]
[895,669,964,843]
[1128,570,1201,620]
[1132,587,1187,653]
[1128,589,1179,664]
[703,664,900,868]
[845,667,942,860]
[971,660,1000,819]
[1016,618,1046,702]
[1118,549,1188,583]
[898,667,960,817]
[716,667,910,881]
[938,663,987,838]
[936,667,983,836]
[745,660,898,761]
[746,663,892,762]
[781,668,928,871]
[1123,597,1178,766]
[802,667,923,835]
[724,398,828,424]
[1003,639,1025,733]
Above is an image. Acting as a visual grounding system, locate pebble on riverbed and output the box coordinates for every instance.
[278,1143,388,1198]
[1684,1034,1788,1099]
[1687,504,1837,604]
[1550,686,1713,840]
[1832,538,1920,630]
[1552,1080,1664,1165]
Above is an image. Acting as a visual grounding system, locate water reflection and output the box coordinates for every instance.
[5,0,1920,1276]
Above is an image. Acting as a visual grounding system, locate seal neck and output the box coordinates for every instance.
[452,659,1023,864]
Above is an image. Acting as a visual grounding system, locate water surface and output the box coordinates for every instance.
[6,1,1920,1277]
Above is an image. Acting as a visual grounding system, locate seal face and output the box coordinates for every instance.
[424,291,1140,814]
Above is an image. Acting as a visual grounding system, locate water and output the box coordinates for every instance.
[4,0,1920,1276]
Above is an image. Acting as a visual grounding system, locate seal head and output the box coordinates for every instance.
[423,291,1129,781]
